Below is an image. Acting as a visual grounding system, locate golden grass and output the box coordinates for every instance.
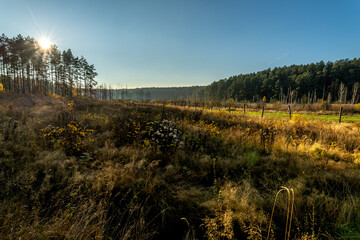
[0,95,359,239]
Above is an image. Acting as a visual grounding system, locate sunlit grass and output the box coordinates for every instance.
[223,109,360,122]
[1,96,360,239]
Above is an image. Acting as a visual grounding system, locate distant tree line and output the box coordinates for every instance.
[0,34,97,97]
[95,86,205,101]
[200,59,360,104]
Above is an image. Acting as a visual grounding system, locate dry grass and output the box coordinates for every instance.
[0,94,359,239]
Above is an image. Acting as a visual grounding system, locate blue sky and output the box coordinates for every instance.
[1,0,360,87]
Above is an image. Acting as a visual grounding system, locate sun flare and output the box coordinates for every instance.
[38,37,52,49]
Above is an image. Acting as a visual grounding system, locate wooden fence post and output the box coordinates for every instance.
[288,105,292,119]
[339,106,343,123]
[261,105,265,118]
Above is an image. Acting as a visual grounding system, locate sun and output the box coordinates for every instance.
[38,37,52,49]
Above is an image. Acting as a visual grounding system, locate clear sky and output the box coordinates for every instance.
[1,0,360,87]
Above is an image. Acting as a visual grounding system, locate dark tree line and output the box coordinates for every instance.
[0,34,97,97]
[200,59,360,104]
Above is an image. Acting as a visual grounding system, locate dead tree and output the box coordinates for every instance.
[351,82,359,104]
[338,82,347,104]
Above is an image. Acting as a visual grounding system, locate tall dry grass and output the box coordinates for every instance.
[0,94,359,239]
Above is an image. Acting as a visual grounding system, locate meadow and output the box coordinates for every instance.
[164,101,360,123]
[0,94,359,239]
[232,110,360,123]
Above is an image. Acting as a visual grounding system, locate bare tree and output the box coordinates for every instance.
[351,82,359,104]
[289,90,296,104]
[338,82,347,104]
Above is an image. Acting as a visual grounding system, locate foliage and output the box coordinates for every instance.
[111,111,153,147]
[41,121,94,156]
[184,120,223,155]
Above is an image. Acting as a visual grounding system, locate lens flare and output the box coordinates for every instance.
[38,37,52,49]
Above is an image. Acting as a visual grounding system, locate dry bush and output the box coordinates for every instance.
[203,181,267,239]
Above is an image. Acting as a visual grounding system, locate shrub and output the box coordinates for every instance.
[111,112,153,147]
[259,123,277,153]
[184,120,223,156]
[203,181,267,239]
[41,121,94,156]
[151,119,182,153]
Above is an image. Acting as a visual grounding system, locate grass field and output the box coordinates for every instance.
[231,110,360,122]
[0,95,359,239]
[177,105,360,123]
[162,99,360,123]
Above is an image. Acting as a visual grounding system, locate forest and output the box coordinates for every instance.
[199,59,360,104]
[0,34,98,97]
